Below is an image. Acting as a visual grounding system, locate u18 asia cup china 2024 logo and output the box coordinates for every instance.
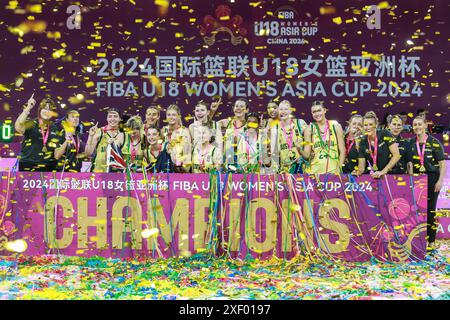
[254,5,319,45]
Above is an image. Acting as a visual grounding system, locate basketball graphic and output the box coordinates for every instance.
[1,221,15,236]
[388,198,410,221]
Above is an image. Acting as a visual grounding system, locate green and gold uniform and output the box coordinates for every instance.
[307,120,340,174]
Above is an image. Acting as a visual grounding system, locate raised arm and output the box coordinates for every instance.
[15,93,36,135]
[54,133,70,160]
[84,122,99,157]
[334,123,346,167]
[209,97,221,121]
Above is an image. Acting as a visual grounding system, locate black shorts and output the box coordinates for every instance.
[19,161,56,172]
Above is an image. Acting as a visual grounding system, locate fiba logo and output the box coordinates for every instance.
[254,5,318,43]
[275,6,299,19]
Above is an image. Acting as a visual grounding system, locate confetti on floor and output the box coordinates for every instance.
[0,240,449,300]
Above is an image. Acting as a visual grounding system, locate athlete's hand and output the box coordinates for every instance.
[25,93,36,112]
[89,122,98,136]
[371,171,384,179]
[259,114,266,129]
[65,132,73,143]
[435,179,443,193]
[210,97,221,111]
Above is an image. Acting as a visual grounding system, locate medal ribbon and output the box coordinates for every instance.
[131,141,138,161]
[345,135,355,156]
[367,134,378,170]
[416,134,427,169]
[245,135,258,163]
[280,120,294,150]
[314,122,332,156]
[199,144,211,168]
[69,135,80,154]
[40,125,50,147]
[232,119,244,165]
[321,121,330,143]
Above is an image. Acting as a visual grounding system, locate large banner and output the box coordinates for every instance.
[436,160,450,210]
[0,172,427,262]
[436,160,450,239]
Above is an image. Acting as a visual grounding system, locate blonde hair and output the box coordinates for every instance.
[413,115,427,124]
[167,104,182,125]
[345,114,363,134]
[279,100,292,111]
[126,115,143,131]
[363,111,379,125]
[349,114,363,123]
[146,105,160,114]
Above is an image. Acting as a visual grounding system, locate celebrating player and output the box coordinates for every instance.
[162,104,192,173]
[144,125,173,173]
[270,100,308,173]
[342,114,363,174]
[357,111,400,178]
[217,98,250,171]
[123,115,145,172]
[263,100,279,128]
[236,112,270,173]
[85,108,126,172]
[407,116,446,250]
[144,105,161,133]
[192,125,222,173]
[304,101,345,174]
[189,100,223,152]
[387,114,409,173]
[15,94,59,172]
[54,110,86,172]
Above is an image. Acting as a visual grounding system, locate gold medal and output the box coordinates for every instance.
[42,146,48,153]
[373,164,378,171]
[416,136,427,174]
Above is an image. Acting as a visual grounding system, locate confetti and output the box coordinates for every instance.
[0,241,447,299]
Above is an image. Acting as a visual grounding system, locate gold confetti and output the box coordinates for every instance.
[333,17,342,25]
[378,1,391,9]
[320,6,336,15]
[8,21,47,36]
[26,4,42,13]
[52,48,66,59]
